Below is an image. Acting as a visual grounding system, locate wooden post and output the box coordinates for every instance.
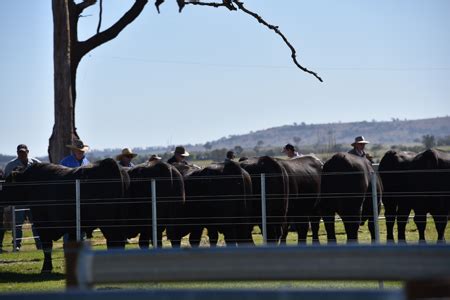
[65,241,85,289]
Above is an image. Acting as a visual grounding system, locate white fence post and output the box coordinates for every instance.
[151,179,157,249]
[12,206,17,252]
[261,173,267,245]
[371,171,383,289]
[370,172,380,243]
[76,179,81,242]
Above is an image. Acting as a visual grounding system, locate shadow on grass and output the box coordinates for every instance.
[0,272,65,283]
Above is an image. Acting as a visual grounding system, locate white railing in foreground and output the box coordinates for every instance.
[71,243,450,297]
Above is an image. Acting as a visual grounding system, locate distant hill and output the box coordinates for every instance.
[1,117,449,168]
[204,116,450,150]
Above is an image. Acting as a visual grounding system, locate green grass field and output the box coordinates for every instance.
[0,217,448,292]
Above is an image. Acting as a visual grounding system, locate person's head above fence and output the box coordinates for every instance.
[174,146,189,157]
[226,150,235,160]
[149,154,162,162]
[116,148,138,167]
[282,143,297,158]
[16,144,29,163]
[351,136,369,151]
[66,139,89,160]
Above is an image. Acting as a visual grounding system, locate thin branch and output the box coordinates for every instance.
[233,0,323,82]
[76,0,97,14]
[78,0,148,58]
[96,0,103,34]
[155,0,165,13]
[183,1,234,11]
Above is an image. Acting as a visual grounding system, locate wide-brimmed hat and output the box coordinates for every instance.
[116,148,138,160]
[66,139,89,152]
[149,154,162,161]
[351,136,370,146]
[173,146,189,157]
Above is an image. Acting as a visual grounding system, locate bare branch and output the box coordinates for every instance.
[76,0,97,14]
[182,0,322,81]
[184,1,235,11]
[233,0,323,82]
[78,0,148,59]
[96,0,103,34]
[155,0,165,13]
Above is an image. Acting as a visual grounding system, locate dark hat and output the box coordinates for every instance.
[282,143,295,153]
[149,154,162,161]
[17,144,29,152]
[116,148,138,160]
[66,139,90,152]
[351,136,370,146]
[173,146,189,157]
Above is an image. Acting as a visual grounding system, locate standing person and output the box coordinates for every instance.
[60,139,90,167]
[60,139,90,241]
[0,167,4,253]
[282,143,302,159]
[4,144,42,251]
[167,146,190,165]
[225,150,236,163]
[348,136,373,163]
[116,148,138,168]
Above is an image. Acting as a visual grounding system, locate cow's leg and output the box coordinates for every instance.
[297,217,309,244]
[323,214,336,244]
[342,213,360,243]
[309,215,321,244]
[208,228,220,247]
[41,239,53,273]
[432,213,448,242]
[413,210,427,243]
[266,220,279,245]
[106,237,125,249]
[138,229,151,249]
[384,202,397,242]
[236,223,254,246]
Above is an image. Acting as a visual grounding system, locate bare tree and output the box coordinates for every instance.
[50,0,322,162]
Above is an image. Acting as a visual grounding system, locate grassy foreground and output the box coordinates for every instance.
[0,217,448,292]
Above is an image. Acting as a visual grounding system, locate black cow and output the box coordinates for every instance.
[319,153,382,243]
[173,161,253,247]
[378,150,416,242]
[0,158,129,273]
[125,161,185,248]
[410,149,449,242]
[240,156,322,244]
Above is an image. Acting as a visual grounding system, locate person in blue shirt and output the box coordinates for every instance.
[116,148,137,168]
[59,139,91,243]
[60,139,90,167]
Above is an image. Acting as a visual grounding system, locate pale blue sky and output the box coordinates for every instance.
[1,0,449,156]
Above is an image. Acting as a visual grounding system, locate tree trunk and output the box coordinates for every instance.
[49,0,148,163]
[49,0,77,163]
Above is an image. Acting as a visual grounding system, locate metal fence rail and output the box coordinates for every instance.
[0,288,405,300]
[75,244,450,287]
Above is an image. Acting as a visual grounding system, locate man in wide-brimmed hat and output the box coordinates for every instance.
[167,146,189,165]
[348,136,373,163]
[116,148,138,168]
[60,139,91,168]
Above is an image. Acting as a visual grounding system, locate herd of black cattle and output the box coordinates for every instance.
[0,148,449,273]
